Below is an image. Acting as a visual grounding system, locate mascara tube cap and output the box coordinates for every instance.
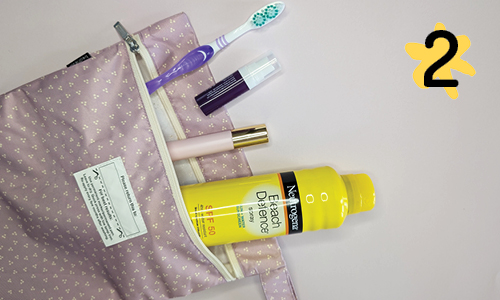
[166,124,268,161]
[231,124,269,148]
[195,52,281,115]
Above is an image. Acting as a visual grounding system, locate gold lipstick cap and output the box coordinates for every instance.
[231,124,269,149]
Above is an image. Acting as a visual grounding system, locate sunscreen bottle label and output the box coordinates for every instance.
[181,172,303,246]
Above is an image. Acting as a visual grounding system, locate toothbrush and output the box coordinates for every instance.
[145,1,285,94]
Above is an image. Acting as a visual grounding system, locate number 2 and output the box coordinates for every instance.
[424,30,459,87]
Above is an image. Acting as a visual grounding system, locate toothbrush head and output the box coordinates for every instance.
[249,2,285,28]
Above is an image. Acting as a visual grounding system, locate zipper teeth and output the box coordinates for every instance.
[127,38,236,282]
[224,244,245,279]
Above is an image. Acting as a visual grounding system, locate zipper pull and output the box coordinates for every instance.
[114,22,140,53]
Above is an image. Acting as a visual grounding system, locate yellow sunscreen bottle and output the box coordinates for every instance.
[181,166,375,246]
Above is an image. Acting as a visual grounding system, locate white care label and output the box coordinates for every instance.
[74,157,148,247]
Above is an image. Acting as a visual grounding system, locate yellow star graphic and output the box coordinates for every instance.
[405,23,475,99]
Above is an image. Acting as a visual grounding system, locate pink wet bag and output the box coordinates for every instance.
[0,13,297,300]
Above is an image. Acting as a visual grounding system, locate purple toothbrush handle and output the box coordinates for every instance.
[146,45,215,94]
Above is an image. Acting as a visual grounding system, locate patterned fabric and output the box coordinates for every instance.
[231,239,298,299]
[0,13,297,300]
[260,268,298,300]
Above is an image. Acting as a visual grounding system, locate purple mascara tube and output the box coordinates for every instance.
[195,52,281,115]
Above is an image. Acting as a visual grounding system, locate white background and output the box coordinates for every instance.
[1,0,499,299]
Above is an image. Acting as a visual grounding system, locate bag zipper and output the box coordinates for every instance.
[116,21,205,183]
[117,23,244,281]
